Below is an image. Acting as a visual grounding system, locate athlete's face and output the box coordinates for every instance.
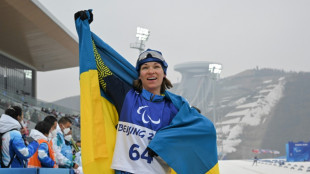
[139,62,165,95]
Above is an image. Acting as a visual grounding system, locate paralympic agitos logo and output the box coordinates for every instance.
[137,106,161,124]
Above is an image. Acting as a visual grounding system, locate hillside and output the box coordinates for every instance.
[210,68,310,159]
[53,95,80,111]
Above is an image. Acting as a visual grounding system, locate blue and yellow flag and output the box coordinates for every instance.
[149,91,219,174]
[75,11,136,174]
[75,10,219,174]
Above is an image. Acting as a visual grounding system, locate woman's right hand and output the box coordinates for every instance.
[74,10,93,24]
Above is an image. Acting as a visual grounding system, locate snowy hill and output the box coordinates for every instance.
[53,95,80,111]
[210,69,310,160]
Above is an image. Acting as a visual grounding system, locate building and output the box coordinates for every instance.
[171,61,222,122]
[0,0,78,98]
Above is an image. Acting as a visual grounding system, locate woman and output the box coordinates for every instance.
[75,10,219,174]
[94,48,178,174]
[0,106,39,168]
[28,121,57,168]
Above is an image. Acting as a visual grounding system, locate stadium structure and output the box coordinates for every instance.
[0,0,78,98]
[171,61,222,123]
[0,0,80,147]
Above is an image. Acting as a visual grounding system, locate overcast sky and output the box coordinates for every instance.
[36,0,310,102]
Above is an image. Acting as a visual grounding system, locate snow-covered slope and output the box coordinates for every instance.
[214,69,310,159]
[219,160,310,174]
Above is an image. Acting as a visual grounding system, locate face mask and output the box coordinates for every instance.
[64,134,72,142]
[51,129,57,138]
[63,127,70,135]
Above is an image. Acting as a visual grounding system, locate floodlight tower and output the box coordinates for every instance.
[209,63,222,124]
[209,63,223,158]
[130,27,150,53]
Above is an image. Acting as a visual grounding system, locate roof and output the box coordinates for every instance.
[0,0,78,71]
[174,61,222,74]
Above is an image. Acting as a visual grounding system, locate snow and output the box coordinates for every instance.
[220,117,241,125]
[225,109,250,117]
[266,84,277,89]
[229,97,247,107]
[218,77,286,156]
[263,80,272,84]
[221,125,231,134]
[236,102,257,109]
[279,77,285,81]
[222,139,242,153]
[253,95,263,99]
[227,125,243,139]
[241,112,261,126]
[259,89,272,93]
[219,160,310,174]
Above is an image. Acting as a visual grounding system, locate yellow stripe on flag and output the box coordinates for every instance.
[80,70,118,174]
[206,163,220,174]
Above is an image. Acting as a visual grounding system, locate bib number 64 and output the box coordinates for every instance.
[129,144,153,164]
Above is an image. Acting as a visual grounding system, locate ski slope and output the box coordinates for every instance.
[219,160,310,174]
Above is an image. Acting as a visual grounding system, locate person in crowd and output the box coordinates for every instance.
[0,106,39,168]
[43,115,58,161]
[28,121,57,168]
[44,115,58,140]
[52,116,77,169]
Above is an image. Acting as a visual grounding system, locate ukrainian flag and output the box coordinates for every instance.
[75,10,219,174]
[75,10,136,174]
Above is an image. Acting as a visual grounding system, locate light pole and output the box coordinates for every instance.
[208,63,223,158]
[208,63,222,124]
[130,27,150,54]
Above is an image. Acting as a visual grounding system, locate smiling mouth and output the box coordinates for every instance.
[147,77,157,80]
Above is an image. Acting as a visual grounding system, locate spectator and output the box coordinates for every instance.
[0,106,39,168]
[43,115,58,159]
[52,117,76,168]
[43,115,58,140]
[28,121,57,168]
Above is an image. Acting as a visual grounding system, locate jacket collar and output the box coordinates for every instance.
[29,129,48,141]
[141,89,165,102]
[0,114,21,133]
